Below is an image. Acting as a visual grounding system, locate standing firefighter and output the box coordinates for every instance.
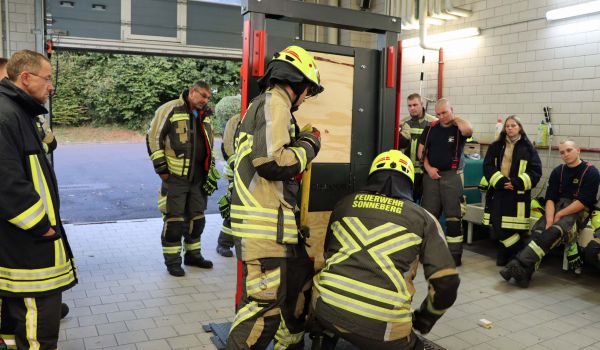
[146,81,220,277]
[399,93,436,202]
[226,45,324,350]
[311,150,459,350]
[418,98,473,266]
[0,50,77,350]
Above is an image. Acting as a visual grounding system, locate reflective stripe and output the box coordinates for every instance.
[0,260,73,281]
[162,246,182,254]
[410,128,424,134]
[500,233,520,248]
[247,268,280,295]
[529,241,545,259]
[166,155,189,176]
[29,155,56,226]
[0,334,16,349]
[426,295,447,316]
[221,225,232,235]
[289,146,307,171]
[8,198,45,230]
[489,171,504,187]
[519,173,532,190]
[482,213,490,225]
[229,301,263,333]
[317,271,409,306]
[446,236,464,243]
[169,113,189,122]
[184,242,201,251]
[410,138,418,166]
[233,135,260,208]
[274,315,304,349]
[150,150,165,160]
[0,269,76,294]
[54,239,66,266]
[24,298,40,350]
[230,222,297,242]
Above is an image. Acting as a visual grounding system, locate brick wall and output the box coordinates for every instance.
[5,0,36,55]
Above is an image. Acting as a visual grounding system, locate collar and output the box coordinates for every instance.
[0,79,48,117]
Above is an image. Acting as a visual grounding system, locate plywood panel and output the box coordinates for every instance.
[294,52,354,164]
[305,211,332,271]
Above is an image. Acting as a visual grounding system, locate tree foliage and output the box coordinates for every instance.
[51,51,240,132]
[213,94,241,135]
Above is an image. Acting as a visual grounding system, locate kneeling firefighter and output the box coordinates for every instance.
[311,150,460,350]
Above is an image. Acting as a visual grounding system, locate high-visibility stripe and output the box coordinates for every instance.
[229,301,263,333]
[230,222,297,242]
[274,315,304,349]
[426,294,447,316]
[0,333,16,349]
[54,239,66,266]
[0,270,76,294]
[518,160,528,175]
[184,242,201,251]
[166,156,189,176]
[519,173,532,190]
[446,236,464,243]
[0,260,73,281]
[529,241,545,260]
[162,246,182,254]
[500,233,520,248]
[232,136,260,208]
[410,128,424,134]
[8,199,45,230]
[150,150,165,160]
[410,138,418,165]
[489,171,504,187]
[169,113,189,122]
[29,155,56,226]
[289,146,307,171]
[24,298,40,350]
[221,225,232,235]
[317,271,410,306]
[246,267,280,296]
[482,213,490,225]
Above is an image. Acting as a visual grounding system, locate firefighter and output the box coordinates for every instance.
[418,98,473,266]
[0,50,77,350]
[0,57,7,78]
[216,113,241,257]
[146,80,220,276]
[583,207,600,270]
[482,116,542,266]
[311,150,460,350]
[399,93,437,202]
[225,45,324,350]
[501,140,600,287]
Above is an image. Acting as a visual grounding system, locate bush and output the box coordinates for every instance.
[213,94,241,135]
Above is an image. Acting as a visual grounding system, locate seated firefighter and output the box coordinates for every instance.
[583,206,600,270]
[501,140,600,287]
[311,150,460,350]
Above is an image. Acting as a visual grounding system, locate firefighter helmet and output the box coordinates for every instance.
[478,176,489,192]
[591,209,600,230]
[271,46,324,96]
[530,197,545,219]
[369,150,414,184]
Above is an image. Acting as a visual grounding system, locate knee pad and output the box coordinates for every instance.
[189,216,206,239]
[584,239,600,269]
[536,226,562,252]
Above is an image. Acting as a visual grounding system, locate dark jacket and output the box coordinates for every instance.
[483,137,542,231]
[0,79,77,297]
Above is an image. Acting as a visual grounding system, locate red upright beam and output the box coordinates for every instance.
[394,41,403,149]
[438,47,444,99]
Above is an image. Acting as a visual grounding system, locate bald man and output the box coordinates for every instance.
[501,140,600,287]
[418,99,473,266]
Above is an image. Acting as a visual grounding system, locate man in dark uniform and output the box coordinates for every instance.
[311,150,460,350]
[501,140,600,287]
[418,98,473,266]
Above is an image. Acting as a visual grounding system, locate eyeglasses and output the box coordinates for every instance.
[193,89,211,100]
[26,72,53,85]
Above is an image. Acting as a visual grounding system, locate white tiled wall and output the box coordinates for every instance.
[4,0,36,54]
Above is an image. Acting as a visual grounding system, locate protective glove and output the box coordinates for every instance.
[203,164,221,195]
[412,309,436,335]
[294,127,321,160]
[566,241,583,273]
[218,195,231,219]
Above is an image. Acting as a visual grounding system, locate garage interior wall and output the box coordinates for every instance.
[4,0,37,55]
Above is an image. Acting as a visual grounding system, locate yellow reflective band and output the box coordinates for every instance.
[482,213,490,225]
[446,236,464,243]
[289,146,307,171]
[162,246,182,254]
[8,198,45,230]
[170,113,189,122]
[151,150,165,160]
[25,298,40,350]
[29,155,56,226]
[53,239,66,266]
[489,171,504,187]
[232,139,260,208]
[517,202,525,220]
[184,242,201,251]
[247,268,280,295]
[0,334,16,349]
[274,315,304,349]
[0,260,74,281]
[410,138,418,164]
[316,271,410,306]
[410,128,424,134]
[230,222,297,242]
[425,295,447,316]
[324,221,362,270]
[500,233,520,248]
[0,268,76,293]
[343,217,406,246]
[221,226,232,235]
[229,301,263,333]
[529,241,545,259]
[518,160,528,175]
[370,232,422,294]
[519,173,532,190]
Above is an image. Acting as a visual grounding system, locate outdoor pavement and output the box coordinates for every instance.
[57,215,600,350]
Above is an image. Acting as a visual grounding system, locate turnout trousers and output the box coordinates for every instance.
[226,248,314,350]
[421,170,465,257]
[218,218,235,249]
[0,294,61,350]
[161,174,208,268]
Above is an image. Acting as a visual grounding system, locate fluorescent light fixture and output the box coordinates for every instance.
[546,0,600,21]
[402,27,480,47]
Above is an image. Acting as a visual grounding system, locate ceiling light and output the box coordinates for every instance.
[546,0,600,21]
[402,27,480,47]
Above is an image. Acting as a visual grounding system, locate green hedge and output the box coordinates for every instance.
[51,51,240,132]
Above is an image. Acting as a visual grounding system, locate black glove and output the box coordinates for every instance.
[294,127,321,159]
[203,165,221,195]
[412,309,437,335]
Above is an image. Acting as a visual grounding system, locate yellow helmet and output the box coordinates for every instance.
[272,46,324,96]
[591,209,600,230]
[478,176,489,192]
[369,150,414,184]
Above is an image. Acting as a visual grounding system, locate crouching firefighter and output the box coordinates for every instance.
[583,207,600,270]
[225,45,324,350]
[310,150,460,350]
[501,140,600,287]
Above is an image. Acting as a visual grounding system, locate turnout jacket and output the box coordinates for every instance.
[483,137,542,231]
[0,80,77,297]
[230,86,315,261]
[313,191,459,342]
[146,90,214,181]
[400,113,436,173]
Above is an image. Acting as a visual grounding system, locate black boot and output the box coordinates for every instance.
[167,264,185,277]
[452,253,462,267]
[496,244,510,267]
[184,253,213,269]
[216,245,234,257]
[61,303,70,319]
[500,259,532,288]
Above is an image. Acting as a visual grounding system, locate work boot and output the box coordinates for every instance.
[216,245,234,257]
[61,303,70,319]
[496,246,510,267]
[452,253,462,267]
[500,259,532,288]
[184,253,213,269]
[167,264,186,277]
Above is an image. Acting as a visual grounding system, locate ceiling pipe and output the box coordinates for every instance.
[430,0,458,20]
[419,0,439,50]
[443,0,471,17]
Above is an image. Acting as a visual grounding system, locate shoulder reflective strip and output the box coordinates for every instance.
[0,271,76,293]
[343,217,406,246]
[317,271,409,306]
[162,246,182,254]
[519,173,532,190]
[528,241,546,259]
[325,221,362,269]
[289,146,307,171]
[8,198,45,230]
[229,301,263,332]
[500,233,520,248]
[446,236,464,243]
[247,269,280,295]
[315,283,412,322]
[489,171,504,187]
[184,242,201,251]
[170,113,189,122]
[24,298,40,350]
[29,155,56,226]
[151,150,165,160]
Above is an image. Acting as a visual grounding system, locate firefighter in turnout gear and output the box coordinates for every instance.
[501,140,600,287]
[583,207,600,270]
[418,98,473,266]
[311,150,459,350]
[216,113,241,257]
[146,80,219,277]
[399,93,437,202]
[225,46,324,350]
[482,116,542,266]
[0,50,77,350]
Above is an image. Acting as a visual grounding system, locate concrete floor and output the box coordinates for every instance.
[56,215,600,350]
